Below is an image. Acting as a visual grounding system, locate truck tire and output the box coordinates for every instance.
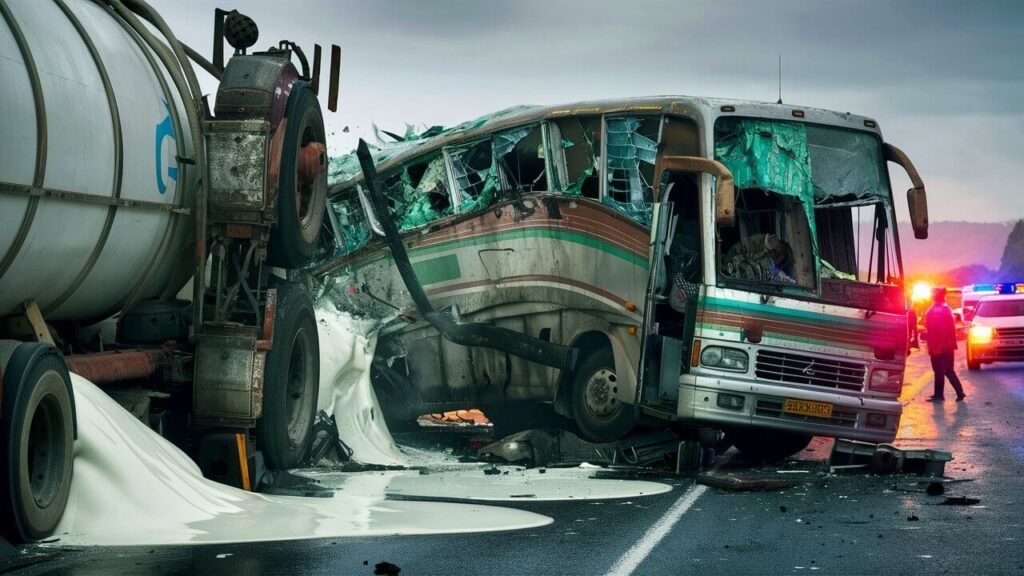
[570,347,635,443]
[1,343,75,543]
[731,428,813,462]
[268,81,328,269]
[256,284,319,469]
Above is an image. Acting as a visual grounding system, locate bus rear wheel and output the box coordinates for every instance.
[731,428,812,462]
[570,348,635,443]
[1,342,75,543]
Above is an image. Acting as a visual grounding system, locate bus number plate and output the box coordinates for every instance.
[783,399,833,418]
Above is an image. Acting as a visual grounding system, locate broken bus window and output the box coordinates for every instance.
[380,154,453,231]
[448,139,500,213]
[494,125,548,195]
[550,116,601,199]
[604,116,660,226]
[326,188,371,256]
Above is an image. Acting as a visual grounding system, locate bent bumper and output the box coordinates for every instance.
[678,373,901,443]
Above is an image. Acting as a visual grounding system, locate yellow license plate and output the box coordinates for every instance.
[783,399,833,418]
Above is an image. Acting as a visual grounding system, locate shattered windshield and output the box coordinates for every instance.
[715,117,900,299]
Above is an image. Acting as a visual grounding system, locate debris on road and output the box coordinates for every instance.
[829,439,953,476]
[480,430,558,466]
[696,473,796,492]
[309,411,354,464]
[938,496,981,506]
[374,561,402,575]
[478,428,684,470]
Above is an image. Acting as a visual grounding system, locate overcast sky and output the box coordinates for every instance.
[151,0,1024,223]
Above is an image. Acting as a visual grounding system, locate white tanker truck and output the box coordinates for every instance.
[0,0,340,543]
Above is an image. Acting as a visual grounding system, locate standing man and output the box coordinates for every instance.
[923,287,966,402]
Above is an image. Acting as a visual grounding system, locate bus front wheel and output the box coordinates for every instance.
[570,348,635,443]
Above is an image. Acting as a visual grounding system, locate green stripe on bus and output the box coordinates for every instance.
[412,254,461,285]
[703,296,881,331]
[356,228,649,271]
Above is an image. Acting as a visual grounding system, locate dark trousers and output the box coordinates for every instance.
[929,351,965,399]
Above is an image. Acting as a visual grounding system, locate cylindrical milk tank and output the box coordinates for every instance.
[0,0,196,321]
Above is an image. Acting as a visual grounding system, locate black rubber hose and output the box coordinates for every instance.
[355,140,578,371]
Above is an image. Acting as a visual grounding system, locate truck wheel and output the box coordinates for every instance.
[268,81,328,268]
[256,284,319,469]
[1,343,75,543]
[731,428,812,462]
[570,347,635,443]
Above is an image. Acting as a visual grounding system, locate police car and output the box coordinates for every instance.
[966,291,1024,370]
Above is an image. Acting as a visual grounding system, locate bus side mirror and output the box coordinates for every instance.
[656,156,736,227]
[884,143,928,240]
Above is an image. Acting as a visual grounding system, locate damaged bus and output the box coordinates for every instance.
[314,97,928,459]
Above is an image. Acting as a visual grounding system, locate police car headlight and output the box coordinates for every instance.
[700,347,749,372]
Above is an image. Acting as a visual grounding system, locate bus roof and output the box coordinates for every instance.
[328,95,883,195]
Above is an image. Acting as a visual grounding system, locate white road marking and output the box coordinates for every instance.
[605,483,708,576]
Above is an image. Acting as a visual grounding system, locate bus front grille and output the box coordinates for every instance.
[755,350,866,392]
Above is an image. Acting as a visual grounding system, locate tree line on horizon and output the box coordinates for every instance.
[927,219,1024,287]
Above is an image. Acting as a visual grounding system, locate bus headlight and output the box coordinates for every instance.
[700,347,749,372]
[968,325,994,345]
[869,369,903,393]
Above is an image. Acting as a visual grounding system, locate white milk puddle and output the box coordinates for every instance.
[51,307,670,547]
[52,375,552,547]
[296,467,673,502]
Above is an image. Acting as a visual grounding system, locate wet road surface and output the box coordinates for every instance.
[4,353,1023,575]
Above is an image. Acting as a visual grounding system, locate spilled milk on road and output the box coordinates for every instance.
[49,308,670,546]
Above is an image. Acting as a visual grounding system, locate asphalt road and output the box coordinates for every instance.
[4,353,1023,576]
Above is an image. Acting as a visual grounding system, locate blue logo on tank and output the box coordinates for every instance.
[155,99,177,194]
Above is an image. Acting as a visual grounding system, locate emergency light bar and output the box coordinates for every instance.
[964,282,1024,295]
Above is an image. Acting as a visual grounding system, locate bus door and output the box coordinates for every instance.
[638,170,703,407]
